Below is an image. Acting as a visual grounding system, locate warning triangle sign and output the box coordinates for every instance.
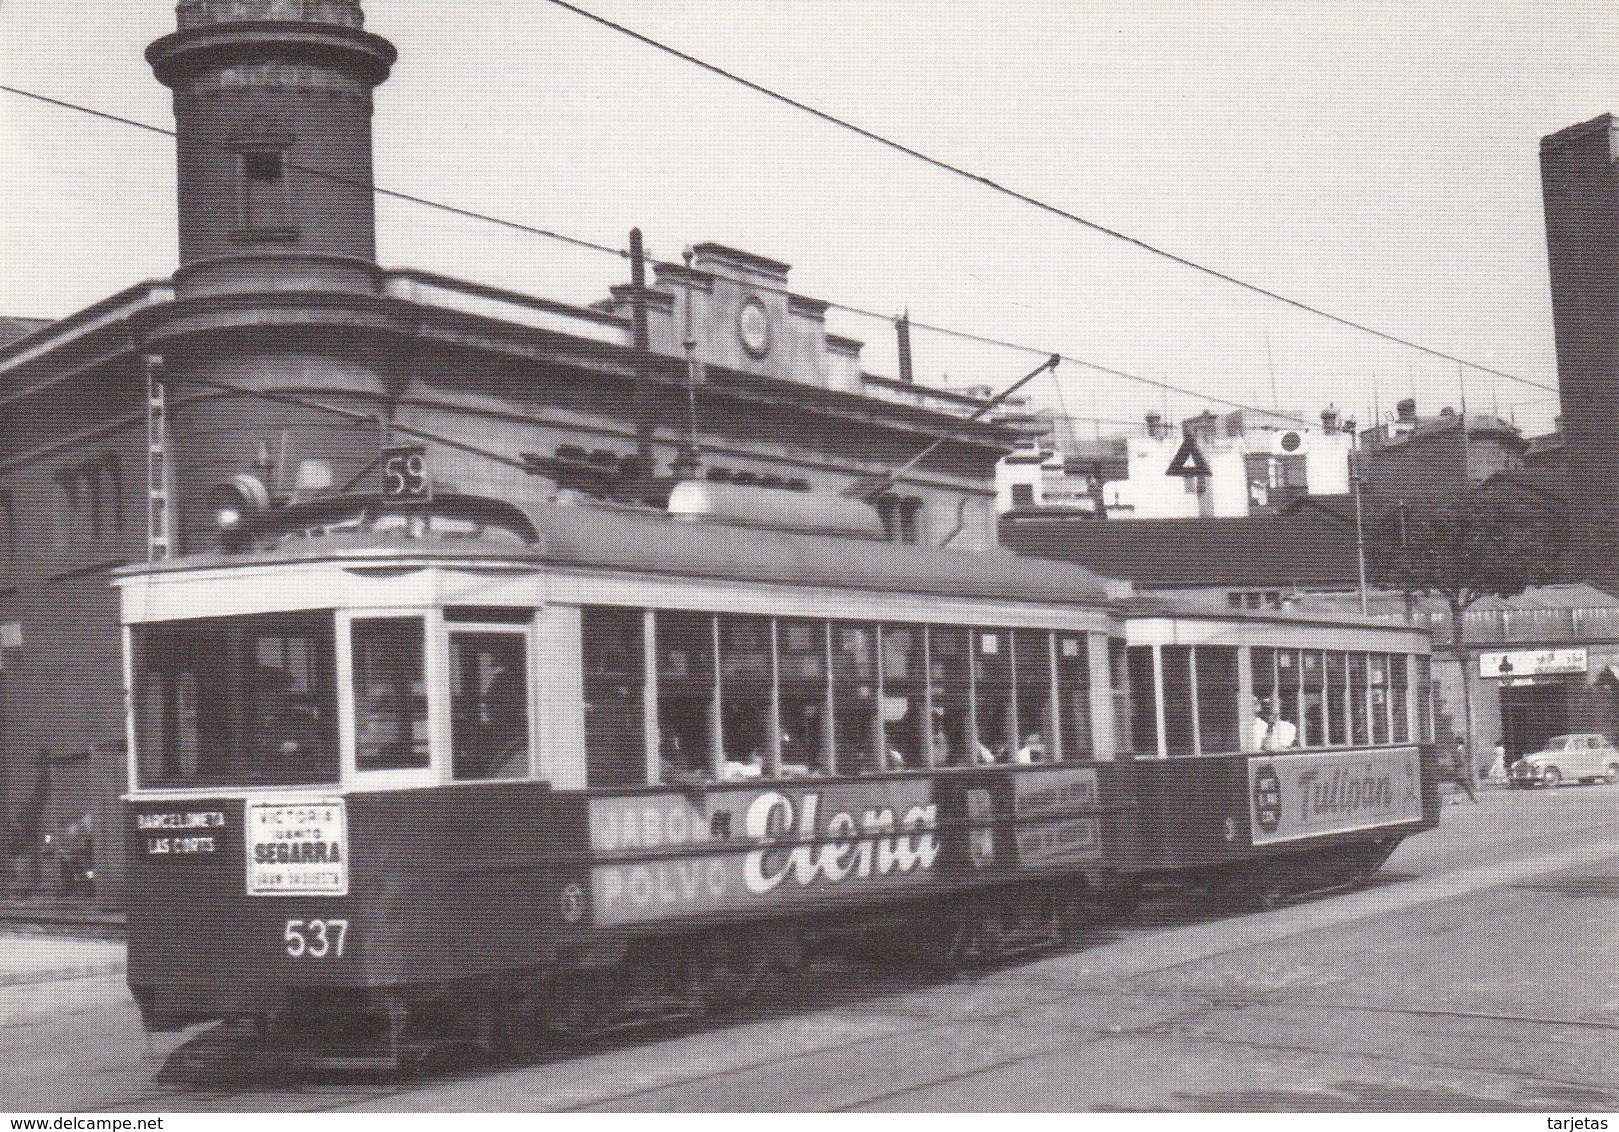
[1166,435,1211,478]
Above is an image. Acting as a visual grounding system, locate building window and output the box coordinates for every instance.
[230,123,298,242]
[52,452,123,551]
[873,493,923,544]
[1010,483,1035,507]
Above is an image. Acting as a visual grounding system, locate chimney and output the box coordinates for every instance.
[895,312,914,384]
[1145,411,1164,439]
[1320,407,1339,431]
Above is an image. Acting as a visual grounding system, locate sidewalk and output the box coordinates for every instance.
[0,892,124,932]
[0,923,125,987]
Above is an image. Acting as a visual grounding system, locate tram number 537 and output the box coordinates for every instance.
[283,918,349,958]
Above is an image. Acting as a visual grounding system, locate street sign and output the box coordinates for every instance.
[1165,436,1211,478]
[379,445,431,504]
[1478,647,1586,679]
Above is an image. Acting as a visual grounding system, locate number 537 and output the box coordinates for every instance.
[284,918,349,958]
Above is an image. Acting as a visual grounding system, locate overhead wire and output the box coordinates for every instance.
[0,79,1544,429]
[0,84,624,260]
[543,0,1558,397]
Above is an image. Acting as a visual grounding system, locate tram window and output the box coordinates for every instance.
[1110,638,1133,756]
[1196,646,1240,755]
[832,623,880,772]
[1390,654,1410,743]
[132,612,338,788]
[449,632,529,779]
[776,618,830,776]
[928,626,973,766]
[1056,635,1091,761]
[1251,647,1276,749]
[656,611,716,780]
[1274,649,1301,748]
[880,625,924,769]
[351,617,429,771]
[1012,630,1054,763]
[719,615,774,779]
[1325,652,1349,746]
[1415,655,1434,742]
[1300,651,1327,748]
[1348,653,1370,745]
[1368,654,1391,744]
[973,630,1015,762]
[1127,645,1157,757]
[582,607,645,787]
[1160,646,1195,756]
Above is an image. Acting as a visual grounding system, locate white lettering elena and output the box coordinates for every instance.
[742,791,939,894]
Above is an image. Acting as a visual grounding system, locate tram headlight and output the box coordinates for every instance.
[210,473,272,532]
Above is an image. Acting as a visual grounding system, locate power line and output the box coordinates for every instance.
[0,84,625,261]
[0,83,1509,428]
[545,0,1558,396]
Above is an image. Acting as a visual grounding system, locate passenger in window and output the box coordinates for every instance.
[658,732,710,784]
[1014,732,1047,764]
[1264,706,1298,750]
[1252,704,1271,750]
[721,748,764,781]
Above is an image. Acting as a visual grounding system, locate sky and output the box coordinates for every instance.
[3,0,1617,442]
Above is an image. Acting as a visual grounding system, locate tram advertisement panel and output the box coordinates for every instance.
[1247,747,1422,845]
[1010,767,1102,867]
[244,798,349,896]
[587,780,939,926]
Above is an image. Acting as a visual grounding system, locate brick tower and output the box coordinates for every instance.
[145,0,396,297]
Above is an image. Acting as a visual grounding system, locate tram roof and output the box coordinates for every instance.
[117,494,1133,608]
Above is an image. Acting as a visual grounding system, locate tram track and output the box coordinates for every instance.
[65,810,1619,1112]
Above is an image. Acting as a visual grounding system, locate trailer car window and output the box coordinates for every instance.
[973,630,1014,762]
[1160,646,1196,757]
[1390,655,1410,743]
[1195,646,1241,755]
[880,625,925,769]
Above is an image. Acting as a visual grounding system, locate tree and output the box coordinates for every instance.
[1368,490,1565,774]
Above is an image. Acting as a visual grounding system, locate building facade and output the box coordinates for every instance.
[997,408,1357,519]
[0,0,1026,899]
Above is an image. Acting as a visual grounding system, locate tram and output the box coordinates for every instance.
[117,488,1439,1065]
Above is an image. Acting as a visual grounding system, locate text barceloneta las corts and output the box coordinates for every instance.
[742,791,940,894]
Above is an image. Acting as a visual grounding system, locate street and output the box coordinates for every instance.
[4,782,1616,1113]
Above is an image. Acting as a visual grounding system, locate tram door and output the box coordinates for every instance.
[1498,683,1568,757]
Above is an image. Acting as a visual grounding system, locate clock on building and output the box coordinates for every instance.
[736,295,771,358]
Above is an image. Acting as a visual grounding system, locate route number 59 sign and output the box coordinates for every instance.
[380,444,431,504]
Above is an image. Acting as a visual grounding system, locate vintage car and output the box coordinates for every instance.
[1508,734,1619,787]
